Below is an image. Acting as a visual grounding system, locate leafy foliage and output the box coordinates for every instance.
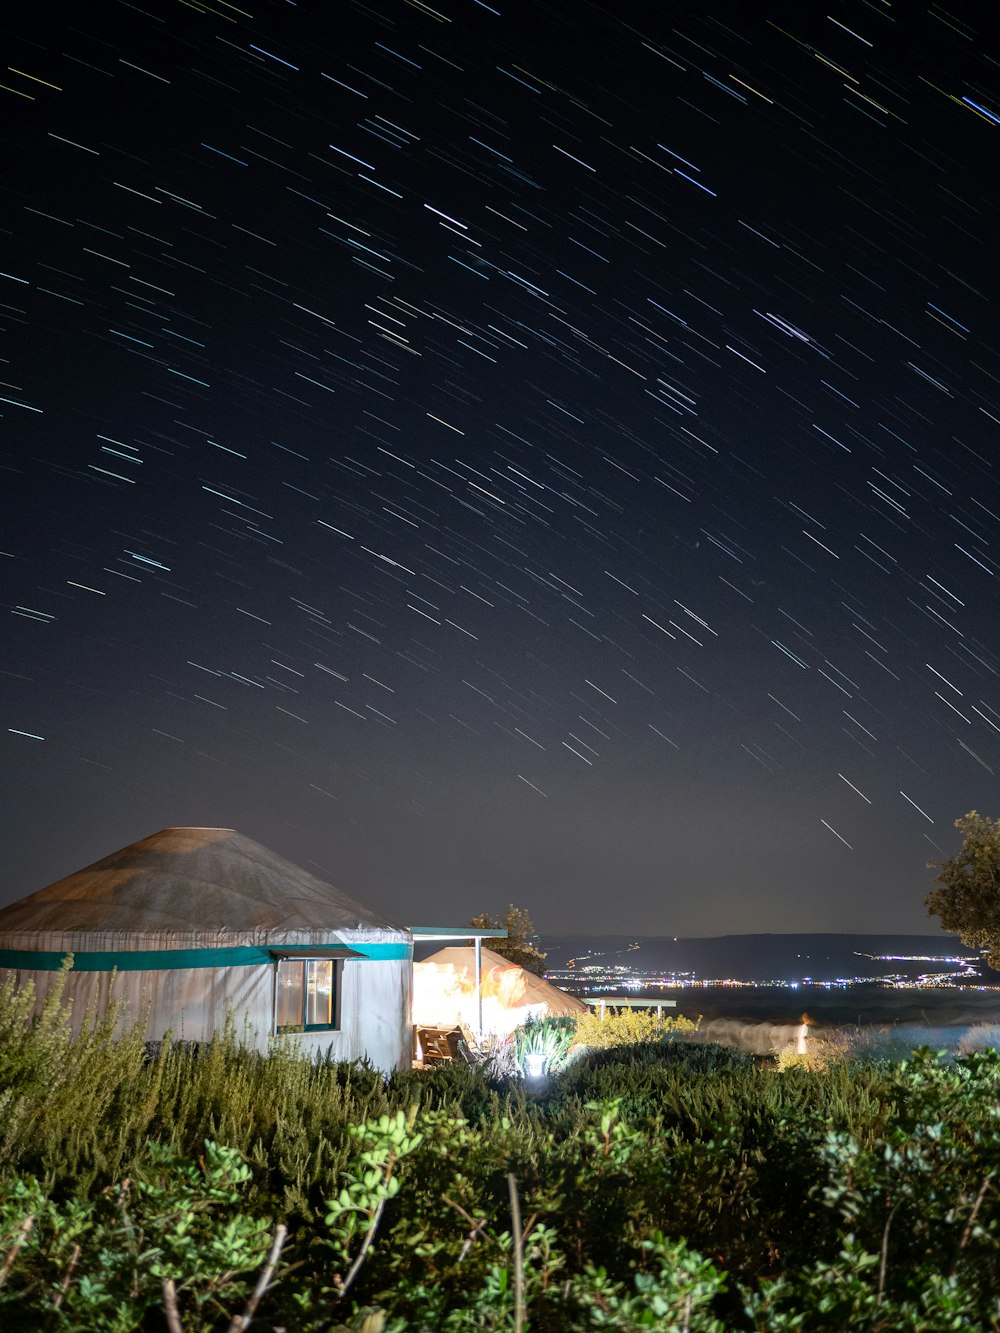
[0,1137,278,1332]
[926,810,1000,968]
[5,976,1000,1328]
[468,905,547,974]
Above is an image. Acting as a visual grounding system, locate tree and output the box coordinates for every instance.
[925,811,1000,968]
[469,904,547,975]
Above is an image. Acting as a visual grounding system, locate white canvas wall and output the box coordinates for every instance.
[1,956,413,1071]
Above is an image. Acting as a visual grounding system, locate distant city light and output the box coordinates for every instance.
[544,948,991,996]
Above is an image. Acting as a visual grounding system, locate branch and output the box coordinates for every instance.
[0,1215,35,1290]
[335,1198,385,1304]
[680,1291,693,1333]
[442,1193,488,1263]
[441,1193,478,1228]
[52,1243,81,1311]
[507,1173,525,1333]
[226,1223,288,1333]
[951,1175,993,1275]
[876,1200,902,1309]
[162,1276,185,1333]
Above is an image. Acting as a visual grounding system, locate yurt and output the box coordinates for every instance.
[413,945,587,1036]
[0,827,413,1070]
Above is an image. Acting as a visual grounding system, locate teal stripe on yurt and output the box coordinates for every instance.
[0,941,412,972]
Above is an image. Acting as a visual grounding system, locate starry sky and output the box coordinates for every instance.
[2,0,999,935]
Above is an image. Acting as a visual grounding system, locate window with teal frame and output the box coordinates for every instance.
[275,957,338,1032]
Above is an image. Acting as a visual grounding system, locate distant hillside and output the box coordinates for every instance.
[538,932,1000,986]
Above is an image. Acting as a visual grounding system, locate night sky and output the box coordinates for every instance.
[3,0,999,935]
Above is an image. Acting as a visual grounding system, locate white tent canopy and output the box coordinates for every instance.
[413,945,587,1036]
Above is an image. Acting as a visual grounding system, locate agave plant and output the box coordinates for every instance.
[513,1017,578,1077]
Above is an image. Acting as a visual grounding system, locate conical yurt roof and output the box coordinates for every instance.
[0,827,407,951]
[417,946,587,1016]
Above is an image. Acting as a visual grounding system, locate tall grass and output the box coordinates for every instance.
[0,969,542,1221]
[0,969,901,1207]
[0,970,397,1214]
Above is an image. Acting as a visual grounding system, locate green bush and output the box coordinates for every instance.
[5,976,1000,1329]
[572,1006,700,1049]
[0,1137,279,1332]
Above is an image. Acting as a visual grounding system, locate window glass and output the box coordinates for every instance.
[276,960,305,1029]
[306,959,334,1026]
[276,957,337,1030]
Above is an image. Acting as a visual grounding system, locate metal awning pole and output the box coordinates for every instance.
[474,935,483,1039]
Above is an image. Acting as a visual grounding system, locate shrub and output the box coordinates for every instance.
[7,975,1000,1329]
[0,1138,280,1331]
[775,1029,853,1073]
[573,1006,700,1049]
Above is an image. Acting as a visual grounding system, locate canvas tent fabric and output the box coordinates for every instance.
[0,827,413,1070]
[413,946,587,1035]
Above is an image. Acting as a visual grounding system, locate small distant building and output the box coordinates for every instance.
[0,827,412,1070]
[413,945,587,1036]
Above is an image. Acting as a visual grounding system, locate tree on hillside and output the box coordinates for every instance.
[469,904,547,975]
[925,811,1000,968]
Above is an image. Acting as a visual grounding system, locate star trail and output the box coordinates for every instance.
[2,0,999,934]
